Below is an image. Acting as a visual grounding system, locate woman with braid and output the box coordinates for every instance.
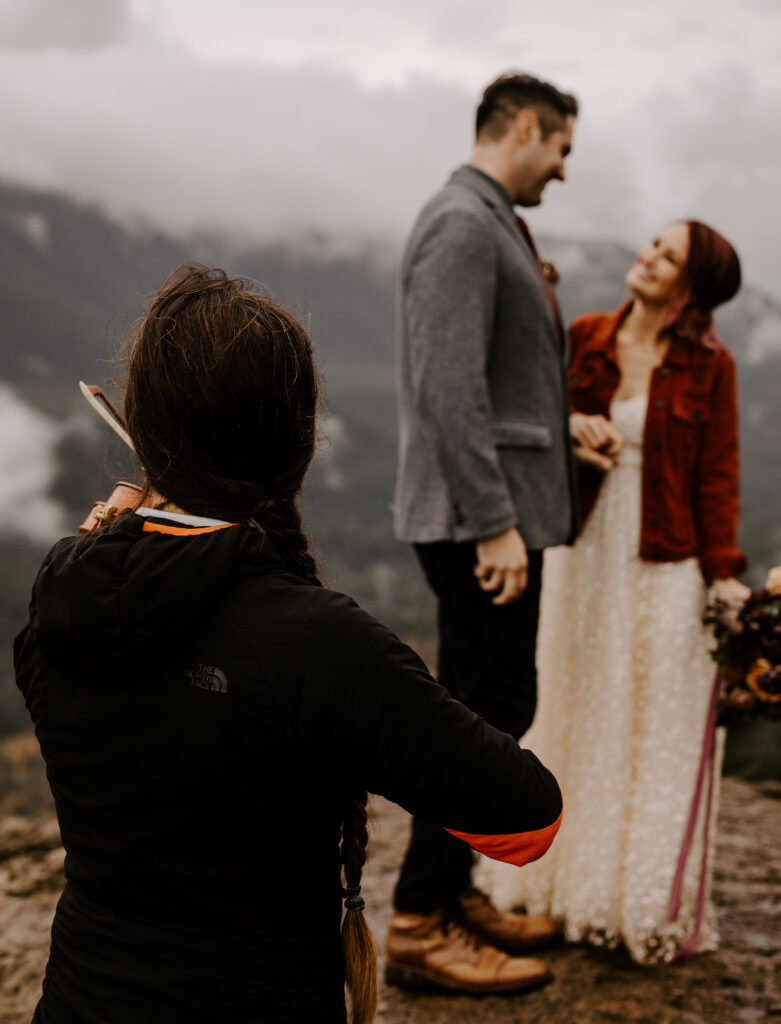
[15,265,563,1024]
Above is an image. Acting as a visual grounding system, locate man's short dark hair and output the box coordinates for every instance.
[476,73,578,140]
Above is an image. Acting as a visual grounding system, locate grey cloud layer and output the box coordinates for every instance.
[0,31,777,299]
[0,50,472,246]
[0,0,131,50]
[0,385,66,542]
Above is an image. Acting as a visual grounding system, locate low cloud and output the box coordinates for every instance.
[314,415,350,491]
[746,313,781,365]
[0,384,67,542]
[0,17,777,299]
[0,50,470,252]
[0,0,132,51]
[526,68,781,299]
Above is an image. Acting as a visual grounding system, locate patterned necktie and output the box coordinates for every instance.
[515,215,563,342]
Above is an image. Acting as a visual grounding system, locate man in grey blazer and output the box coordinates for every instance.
[387,73,579,994]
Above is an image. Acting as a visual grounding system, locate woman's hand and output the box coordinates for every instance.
[570,413,624,472]
[709,577,751,609]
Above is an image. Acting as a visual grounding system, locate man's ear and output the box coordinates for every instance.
[514,107,541,145]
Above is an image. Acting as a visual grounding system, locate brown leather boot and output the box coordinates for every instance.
[457,886,558,953]
[385,908,552,994]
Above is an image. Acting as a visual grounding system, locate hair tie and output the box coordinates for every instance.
[342,885,365,911]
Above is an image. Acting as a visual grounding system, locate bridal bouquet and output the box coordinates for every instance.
[707,567,781,723]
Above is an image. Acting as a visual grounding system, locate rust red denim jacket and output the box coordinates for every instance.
[568,303,747,582]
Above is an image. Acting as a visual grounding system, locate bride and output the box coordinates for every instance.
[479,219,749,964]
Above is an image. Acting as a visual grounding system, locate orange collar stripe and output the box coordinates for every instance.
[142,521,237,537]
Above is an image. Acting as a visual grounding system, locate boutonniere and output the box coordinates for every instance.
[540,259,560,286]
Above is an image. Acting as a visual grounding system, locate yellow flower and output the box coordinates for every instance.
[765,565,781,597]
[746,658,781,703]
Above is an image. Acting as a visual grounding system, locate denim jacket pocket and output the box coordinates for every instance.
[671,395,710,426]
[670,395,709,466]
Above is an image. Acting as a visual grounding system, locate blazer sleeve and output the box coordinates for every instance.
[694,348,748,581]
[259,587,562,868]
[402,206,517,540]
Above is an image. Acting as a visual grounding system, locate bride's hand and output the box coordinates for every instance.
[709,577,751,609]
[570,413,624,472]
[574,446,615,471]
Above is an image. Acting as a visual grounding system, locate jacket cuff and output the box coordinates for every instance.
[700,547,748,583]
[445,810,562,867]
[453,508,518,544]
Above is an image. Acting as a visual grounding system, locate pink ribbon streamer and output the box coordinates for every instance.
[664,671,723,958]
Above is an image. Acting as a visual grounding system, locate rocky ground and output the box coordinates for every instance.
[1,759,779,1024]
[364,778,781,1024]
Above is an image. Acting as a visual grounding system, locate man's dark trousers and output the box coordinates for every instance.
[392,541,543,914]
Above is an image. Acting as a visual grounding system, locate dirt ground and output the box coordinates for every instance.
[1,777,779,1024]
[364,777,781,1024]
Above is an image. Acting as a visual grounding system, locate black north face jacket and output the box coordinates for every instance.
[15,511,562,1024]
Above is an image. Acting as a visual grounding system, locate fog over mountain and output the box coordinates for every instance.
[1,0,779,299]
[0,385,67,542]
[1,180,779,776]
[1,180,780,569]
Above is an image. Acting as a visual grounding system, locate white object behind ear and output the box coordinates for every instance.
[78,381,135,451]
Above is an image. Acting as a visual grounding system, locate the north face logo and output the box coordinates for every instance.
[186,664,229,694]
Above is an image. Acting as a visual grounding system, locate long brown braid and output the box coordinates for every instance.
[340,790,377,1024]
[124,264,377,1021]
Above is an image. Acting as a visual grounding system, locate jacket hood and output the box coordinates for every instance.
[28,512,285,675]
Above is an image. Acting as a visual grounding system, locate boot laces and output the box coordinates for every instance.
[462,885,503,924]
[443,905,484,952]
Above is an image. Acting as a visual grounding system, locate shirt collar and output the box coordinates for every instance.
[460,165,515,215]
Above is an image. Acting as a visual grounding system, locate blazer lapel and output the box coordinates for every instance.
[450,169,538,269]
[448,168,564,351]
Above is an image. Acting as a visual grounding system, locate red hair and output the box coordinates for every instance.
[667,220,741,346]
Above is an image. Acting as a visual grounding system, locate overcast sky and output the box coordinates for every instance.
[1,0,779,298]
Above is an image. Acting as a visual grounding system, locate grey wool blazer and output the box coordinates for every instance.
[394,166,576,549]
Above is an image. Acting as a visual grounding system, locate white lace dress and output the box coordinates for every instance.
[477,393,723,964]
